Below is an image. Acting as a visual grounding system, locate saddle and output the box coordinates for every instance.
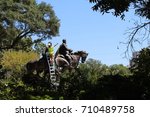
[58,54,65,58]
[57,54,74,64]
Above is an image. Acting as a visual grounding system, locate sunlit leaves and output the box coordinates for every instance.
[1,50,39,73]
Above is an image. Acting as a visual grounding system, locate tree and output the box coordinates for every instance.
[34,42,46,54]
[88,0,150,53]
[129,47,150,99]
[79,58,110,84]
[12,37,33,51]
[0,50,39,75]
[89,0,150,19]
[109,64,131,76]
[130,47,150,77]
[0,50,40,99]
[0,0,60,51]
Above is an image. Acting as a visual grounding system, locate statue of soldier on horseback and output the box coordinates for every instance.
[55,39,73,68]
[26,39,88,77]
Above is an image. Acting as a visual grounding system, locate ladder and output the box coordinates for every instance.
[46,55,59,86]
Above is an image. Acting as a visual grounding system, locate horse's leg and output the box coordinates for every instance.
[55,68,61,76]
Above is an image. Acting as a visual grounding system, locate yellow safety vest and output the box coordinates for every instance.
[48,47,54,55]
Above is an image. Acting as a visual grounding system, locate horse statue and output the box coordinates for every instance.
[26,53,49,76]
[26,51,88,75]
[55,51,88,71]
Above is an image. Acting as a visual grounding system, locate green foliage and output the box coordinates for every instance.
[135,1,150,19]
[109,64,131,76]
[57,59,136,99]
[0,0,60,50]
[88,0,150,55]
[130,47,150,77]
[0,76,27,99]
[0,55,150,100]
[58,69,90,99]
[34,42,46,55]
[29,95,53,100]
[57,64,146,100]
[78,59,131,84]
[79,59,110,84]
[88,0,150,19]
[13,37,33,51]
[1,50,39,74]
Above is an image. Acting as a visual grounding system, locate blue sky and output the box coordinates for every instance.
[37,0,148,66]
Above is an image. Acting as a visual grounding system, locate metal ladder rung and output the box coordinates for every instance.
[50,69,54,71]
[51,77,56,79]
[50,67,55,70]
[46,55,59,86]
[51,79,56,82]
[50,69,55,71]
[51,74,55,76]
[51,79,56,81]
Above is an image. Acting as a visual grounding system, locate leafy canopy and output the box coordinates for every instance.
[89,0,150,19]
[130,47,150,77]
[89,0,150,54]
[1,50,39,73]
[0,0,60,50]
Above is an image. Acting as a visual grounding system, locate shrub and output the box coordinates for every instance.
[1,50,39,74]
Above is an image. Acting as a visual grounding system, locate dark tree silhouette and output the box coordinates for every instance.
[88,0,150,53]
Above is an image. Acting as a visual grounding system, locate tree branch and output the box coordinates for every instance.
[123,21,150,58]
[10,30,31,48]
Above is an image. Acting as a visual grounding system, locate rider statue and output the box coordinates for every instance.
[56,39,73,67]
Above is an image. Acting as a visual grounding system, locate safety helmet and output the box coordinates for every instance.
[48,42,52,46]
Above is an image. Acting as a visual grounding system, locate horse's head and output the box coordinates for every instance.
[26,54,48,75]
[42,53,47,59]
[81,51,88,63]
[40,52,50,63]
[74,51,88,63]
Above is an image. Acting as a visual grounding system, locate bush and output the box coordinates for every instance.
[0,50,39,99]
[1,50,39,74]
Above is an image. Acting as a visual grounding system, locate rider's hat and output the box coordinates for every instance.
[62,39,66,43]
